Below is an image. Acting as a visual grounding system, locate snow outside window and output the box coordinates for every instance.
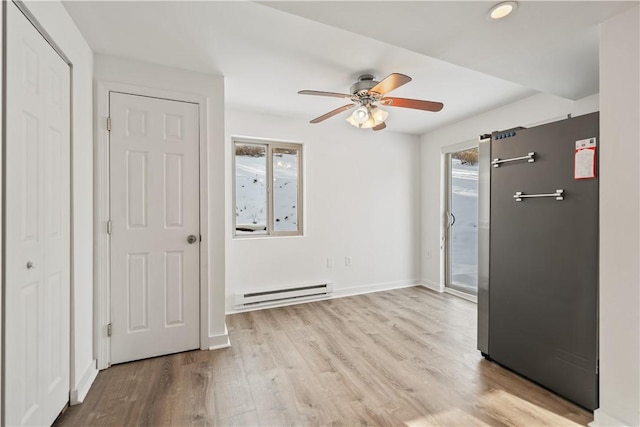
[234,139,303,237]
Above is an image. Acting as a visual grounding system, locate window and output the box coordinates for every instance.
[233,138,303,237]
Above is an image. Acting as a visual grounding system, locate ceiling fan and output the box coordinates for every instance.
[298,73,444,131]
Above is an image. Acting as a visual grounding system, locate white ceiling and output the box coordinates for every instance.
[62,1,637,135]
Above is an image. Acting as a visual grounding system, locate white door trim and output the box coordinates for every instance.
[94,81,210,369]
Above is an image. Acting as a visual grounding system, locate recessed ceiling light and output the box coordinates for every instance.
[488,1,518,20]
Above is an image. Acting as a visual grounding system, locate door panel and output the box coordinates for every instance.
[489,113,599,410]
[165,154,184,227]
[22,113,40,242]
[165,251,185,325]
[5,2,71,425]
[127,253,149,331]
[110,93,200,364]
[126,151,148,228]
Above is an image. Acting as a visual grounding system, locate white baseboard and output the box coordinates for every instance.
[421,280,445,293]
[331,279,420,299]
[590,409,632,427]
[70,359,98,405]
[208,324,231,350]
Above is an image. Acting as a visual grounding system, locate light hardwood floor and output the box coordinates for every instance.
[55,287,592,426]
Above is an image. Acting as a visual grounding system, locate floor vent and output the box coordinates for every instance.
[235,283,333,309]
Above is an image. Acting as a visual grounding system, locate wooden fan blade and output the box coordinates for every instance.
[372,122,386,131]
[369,73,412,96]
[298,90,352,99]
[381,97,444,112]
[310,103,355,124]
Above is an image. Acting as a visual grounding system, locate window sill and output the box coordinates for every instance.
[232,233,304,241]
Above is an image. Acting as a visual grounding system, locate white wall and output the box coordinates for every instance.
[93,55,228,350]
[593,6,640,427]
[225,109,421,312]
[18,1,96,404]
[419,92,600,289]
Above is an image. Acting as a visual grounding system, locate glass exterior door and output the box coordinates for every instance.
[447,147,479,296]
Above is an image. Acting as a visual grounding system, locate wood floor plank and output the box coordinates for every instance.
[54,287,593,426]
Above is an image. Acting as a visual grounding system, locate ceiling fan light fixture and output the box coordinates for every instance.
[347,105,388,129]
[347,105,372,128]
[488,1,517,20]
[352,105,369,123]
[347,113,375,129]
[371,106,388,123]
[360,115,377,129]
[346,114,360,127]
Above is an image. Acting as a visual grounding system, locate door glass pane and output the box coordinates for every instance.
[450,148,479,295]
[272,146,299,232]
[235,143,267,235]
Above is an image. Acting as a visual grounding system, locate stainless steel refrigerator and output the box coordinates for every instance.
[477,112,599,410]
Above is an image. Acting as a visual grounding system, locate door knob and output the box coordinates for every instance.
[187,235,198,244]
[26,261,35,269]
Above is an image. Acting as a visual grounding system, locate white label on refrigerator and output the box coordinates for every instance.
[575,137,597,179]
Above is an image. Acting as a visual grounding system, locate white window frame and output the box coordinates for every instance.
[233,137,303,237]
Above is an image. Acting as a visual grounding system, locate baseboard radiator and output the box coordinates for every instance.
[235,283,333,309]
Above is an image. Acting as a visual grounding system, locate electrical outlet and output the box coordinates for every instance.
[345,256,352,267]
[327,257,334,268]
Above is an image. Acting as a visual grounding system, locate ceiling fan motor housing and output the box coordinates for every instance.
[350,74,379,96]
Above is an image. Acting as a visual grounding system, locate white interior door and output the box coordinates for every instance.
[109,92,200,364]
[4,2,71,425]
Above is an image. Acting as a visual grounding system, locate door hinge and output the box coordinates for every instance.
[596,359,599,374]
[106,116,112,132]
[106,220,112,234]
[107,323,112,337]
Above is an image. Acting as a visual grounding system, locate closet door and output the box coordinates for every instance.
[4,2,71,425]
